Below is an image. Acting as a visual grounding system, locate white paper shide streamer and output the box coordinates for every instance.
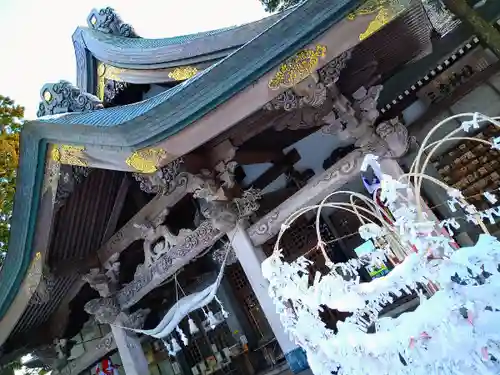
[262,113,500,375]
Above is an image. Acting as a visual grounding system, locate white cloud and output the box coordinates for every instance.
[0,0,267,118]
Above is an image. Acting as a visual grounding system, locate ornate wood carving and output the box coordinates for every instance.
[82,253,120,297]
[264,51,350,112]
[97,172,198,262]
[250,80,410,245]
[37,80,103,117]
[116,219,223,309]
[132,158,184,194]
[54,165,91,211]
[87,7,137,37]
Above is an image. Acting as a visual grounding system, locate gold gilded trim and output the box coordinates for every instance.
[51,145,88,167]
[97,62,106,100]
[42,147,61,197]
[104,65,126,81]
[96,62,126,100]
[168,66,199,81]
[268,45,327,90]
[126,147,167,173]
[347,0,406,41]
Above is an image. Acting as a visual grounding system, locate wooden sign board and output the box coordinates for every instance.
[417,46,497,105]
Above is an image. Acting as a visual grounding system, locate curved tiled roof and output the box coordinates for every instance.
[79,11,291,69]
[0,0,363,329]
[84,25,240,49]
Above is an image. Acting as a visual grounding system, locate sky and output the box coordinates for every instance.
[0,0,269,119]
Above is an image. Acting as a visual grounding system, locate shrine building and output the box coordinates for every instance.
[1,1,500,375]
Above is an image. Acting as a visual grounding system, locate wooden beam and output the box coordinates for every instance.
[233,150,284,165]
[247,149,301,190]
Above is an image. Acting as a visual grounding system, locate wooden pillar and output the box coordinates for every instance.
[111,324,150,375]
[228,224,310,374]
[442,0,500,57]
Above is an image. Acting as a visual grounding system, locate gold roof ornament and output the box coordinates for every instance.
[51,145,88,167]
[168,66,199,81]
[347,0,407,41]
[126,147,168,173]
[268,45,327,90]
[43,90,52,102]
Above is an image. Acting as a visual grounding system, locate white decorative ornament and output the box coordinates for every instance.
[207,310,218,329]
[163,340,176,356]
[171,337,181,353]
[176,326,188,346]
[262,113,500,375]
[215,296,229,319]
[188,318,199,334]
[484,192,498,204]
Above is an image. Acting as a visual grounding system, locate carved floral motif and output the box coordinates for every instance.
[198,200,238,233]
[233,188,262,217]
[132,158,184,194]
[37,80,103,117]
[269,45,327,90]
[211,243,238,266]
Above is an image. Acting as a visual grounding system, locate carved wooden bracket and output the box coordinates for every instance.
[264,51,350,112]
